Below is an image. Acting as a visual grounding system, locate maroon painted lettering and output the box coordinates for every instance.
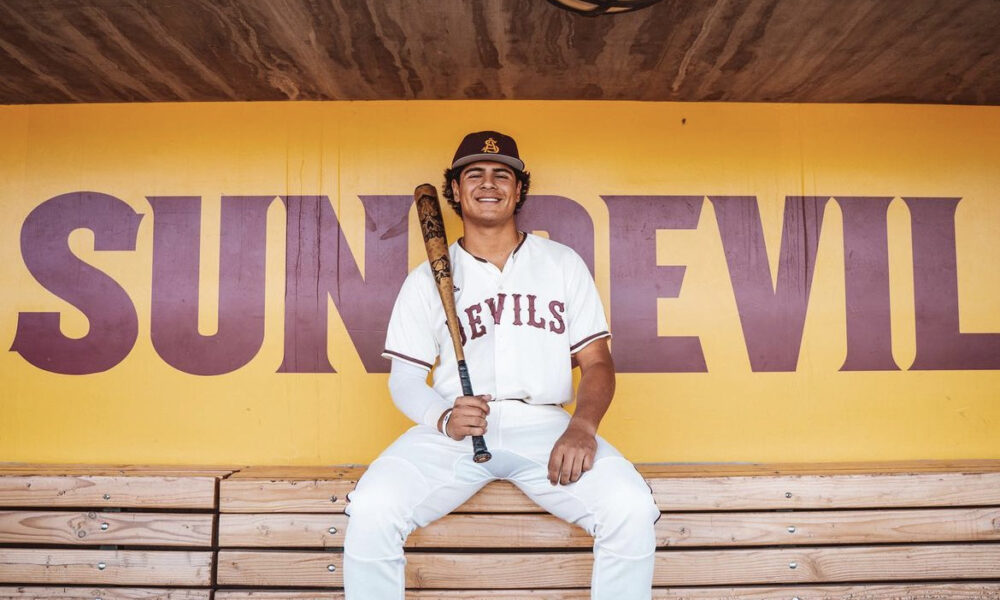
[526,294,546,329]
[279,195,411,373]
[710,196,830,372]
[12,192,142,374]
[905,197,1000,369]
[465,303,487,339]
[148,196,273,375]
[517,195,596,274]
[603,195,706,373]
[836,197,899,371]
[549,300,566,334]
[485,293,506,325]
[511,293,524,326]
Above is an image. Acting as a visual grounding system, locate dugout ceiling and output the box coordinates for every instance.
[0,0,998,105]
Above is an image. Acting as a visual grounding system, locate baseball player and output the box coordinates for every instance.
[344,131,658,599]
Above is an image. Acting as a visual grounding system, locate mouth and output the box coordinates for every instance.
[475,196,502,203]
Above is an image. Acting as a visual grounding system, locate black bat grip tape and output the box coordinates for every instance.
[458,360,492,463]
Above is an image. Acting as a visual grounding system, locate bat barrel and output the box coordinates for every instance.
[415,184,492,464]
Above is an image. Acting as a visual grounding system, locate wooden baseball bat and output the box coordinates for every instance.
[414,183,492,463]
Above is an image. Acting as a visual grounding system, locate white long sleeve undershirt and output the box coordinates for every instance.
[388,359,452,430]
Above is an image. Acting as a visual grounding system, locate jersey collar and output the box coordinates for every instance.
[457,231,528,264]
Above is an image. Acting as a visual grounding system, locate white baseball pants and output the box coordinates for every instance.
[343,399,659,599]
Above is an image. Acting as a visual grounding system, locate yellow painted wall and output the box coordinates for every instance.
[1,101,998,465]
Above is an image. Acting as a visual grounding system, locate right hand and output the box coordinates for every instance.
[444,394,491,440]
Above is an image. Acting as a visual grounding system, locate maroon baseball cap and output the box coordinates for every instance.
[451,130,525,173]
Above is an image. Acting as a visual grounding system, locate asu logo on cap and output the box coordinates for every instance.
[451,130,526,172]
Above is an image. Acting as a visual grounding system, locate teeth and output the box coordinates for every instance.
[478,197,501,202]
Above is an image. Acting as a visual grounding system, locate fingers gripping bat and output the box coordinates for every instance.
[414,183,492,463]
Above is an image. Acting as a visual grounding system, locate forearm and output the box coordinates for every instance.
[569,358,615,435]
[387,359,452,428]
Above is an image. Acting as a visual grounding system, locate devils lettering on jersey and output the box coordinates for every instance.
[549,301,566,334]
[526,294,546,329]
[485,294,506,325]
[458,292,566,345]
[465,304,487,340]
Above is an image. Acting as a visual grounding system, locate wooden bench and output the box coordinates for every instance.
[4,461,1000,598]
[0,464,235,599]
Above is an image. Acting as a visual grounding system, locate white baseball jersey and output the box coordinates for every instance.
[382,232,611,406]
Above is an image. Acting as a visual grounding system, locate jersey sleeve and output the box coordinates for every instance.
[381,268,439,371]
[564,251,612,354]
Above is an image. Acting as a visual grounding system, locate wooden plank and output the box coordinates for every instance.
[659,507,1000,547]
[217,544,1000,587]
[220,478,356,513]
[0,589,210,599]
[0,510,213,546]
[649,471,1000,510]
[219,513,347,547]
[213,507,994,548]
[637,460,1000,476]
[0,464,238,477]
[0,475,217,509]
[0,549,212,585]
[221,467,1000,513]
[224,466,365,480]
[221,512,578,548]
[222,461,1000,481]
[218,550,343,587]
[214,584,1000,599]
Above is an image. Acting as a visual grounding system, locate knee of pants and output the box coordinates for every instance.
[344,458,429,559]
[344,487,415,559]
[591,469,659,556]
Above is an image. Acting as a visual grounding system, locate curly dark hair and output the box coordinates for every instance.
[442,165,531,218]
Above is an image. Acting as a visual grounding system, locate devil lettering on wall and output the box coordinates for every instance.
[11,191,1000,375]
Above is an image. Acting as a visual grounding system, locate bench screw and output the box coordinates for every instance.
[788,561,798,569]
[784,492,792,498]
[103,494,111,500]
[101,523,109,531]
[330,495,338,503]
[328,564,337,572]
[787,526,796,533]
[328,526,338,534]
[97,562,106,570]
[78,530,86,538]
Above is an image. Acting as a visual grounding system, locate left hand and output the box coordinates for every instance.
[548,420,598,485]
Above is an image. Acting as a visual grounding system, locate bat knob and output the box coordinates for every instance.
[473,450,492,463]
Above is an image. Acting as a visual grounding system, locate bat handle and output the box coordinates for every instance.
[458,361,492,463]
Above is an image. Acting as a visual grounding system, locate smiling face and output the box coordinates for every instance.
[451,160,523,228]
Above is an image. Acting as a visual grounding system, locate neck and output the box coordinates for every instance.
[461,222,522,268]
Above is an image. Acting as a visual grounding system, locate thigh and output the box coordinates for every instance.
[501,408,648,530]
[348,424,494,528]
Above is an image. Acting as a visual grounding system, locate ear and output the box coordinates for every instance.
[451,177,461,199]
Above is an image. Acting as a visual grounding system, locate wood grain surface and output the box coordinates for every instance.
[217,544,1000,587]
[0,475,218,509]
[0,549,212,585]
[0,1,997,104]
[219,464,1000,512]
[218,507,1000,548]
[0,510,214,546]
[0,589,210,599]
[212,585,1000,600]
